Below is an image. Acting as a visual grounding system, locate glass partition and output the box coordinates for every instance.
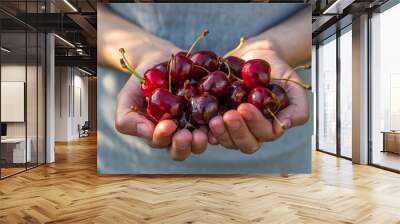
[317,35,337,155]
[339,27,352,158]
[1,28,28,178]
[0,1,46,179]
[370,3,400,171]
[27,30,38,169]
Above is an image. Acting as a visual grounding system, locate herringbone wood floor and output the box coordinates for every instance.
[1,134,400,224]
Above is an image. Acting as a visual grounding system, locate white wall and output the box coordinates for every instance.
[54,67,89,141]
[1,65,39,138]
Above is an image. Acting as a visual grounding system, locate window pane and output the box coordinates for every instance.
[340,28,352,158]
[371,3,400,171]
[318,37,337,154]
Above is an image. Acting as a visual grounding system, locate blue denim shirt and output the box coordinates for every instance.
[98,3,313,174]
[109,3,304,55]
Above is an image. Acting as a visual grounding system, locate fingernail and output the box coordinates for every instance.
[229,120,241,130]
[137,123,152,139]
[282,119,291,129]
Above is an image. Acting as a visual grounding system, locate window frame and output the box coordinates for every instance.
[315,23,353,161]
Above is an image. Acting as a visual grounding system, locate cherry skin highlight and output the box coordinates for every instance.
[175,80,198,101]
[146,88,184,122]
[241,59,271,88]
[247,87,279,118]
[153,61,168,75]
[221,56,244,78]
[142,68,168,97]
[268,84,289,112]
[168,54,192,86]
[227,80,249,108]
[190,50,219,79]
[197,71,229,96]
[189,92,219,125]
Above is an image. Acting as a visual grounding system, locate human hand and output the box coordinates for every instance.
[115,47,210,161]
[209,39,309,154]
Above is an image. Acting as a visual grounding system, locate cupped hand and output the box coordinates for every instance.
[209,39,309,154]
[115,48,209,161]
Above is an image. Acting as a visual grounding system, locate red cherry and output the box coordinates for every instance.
[168,54,192,86]
[190,50,219,79]
[169,28,209,84]
[189,92,219,125]
[197,71,229,96]
[177,111,190,129]
[153,61,168,74]
[176,51,188,57]
[221,56,244,78]
[247,87,279,117]
[227,80,249,108]
[268,84,289,112]
[142,68,168,97]
[241,59,271,88]
[218,105,229,116]
[147,88,184,122]
[175,80,198,100]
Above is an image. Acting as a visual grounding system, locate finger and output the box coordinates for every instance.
[237,103,280,142]
[191,129,208,154]
[170,129,192,161]
[276,103,309,129]
[277,77,309,128]
[152,120,177,148]
[209,116,236,149]
[223,110,260,154]
[117,75,145,111]
[208,131,219,145]
[115,75,155,139]
[115,110,155,140]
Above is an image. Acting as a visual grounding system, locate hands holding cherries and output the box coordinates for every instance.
[115,29,310,161]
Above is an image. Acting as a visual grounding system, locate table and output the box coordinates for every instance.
[381,131,400,154]
[1,138,31,163]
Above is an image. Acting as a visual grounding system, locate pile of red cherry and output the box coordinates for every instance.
[119,29,310,130]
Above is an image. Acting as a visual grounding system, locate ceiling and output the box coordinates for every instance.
[0,0,97,74]
[311,0,390,43]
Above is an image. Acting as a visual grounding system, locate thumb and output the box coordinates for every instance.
[115,109,155,140]
[276,103,309,130]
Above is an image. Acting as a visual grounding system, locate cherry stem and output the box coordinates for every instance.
[223,60,233,78]
[193,64,210,74]
[119,48,143,82]
[184,114,193,130]
[272,78,311,90]
[267,108,285,129]
[223,36,245,59]
[186,28,209,56]
[168,55,173,93]
[222,58,243,82]
[281,64,311,89]
[265,88,280,114]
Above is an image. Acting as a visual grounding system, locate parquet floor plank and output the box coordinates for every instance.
[0,134,400,223]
